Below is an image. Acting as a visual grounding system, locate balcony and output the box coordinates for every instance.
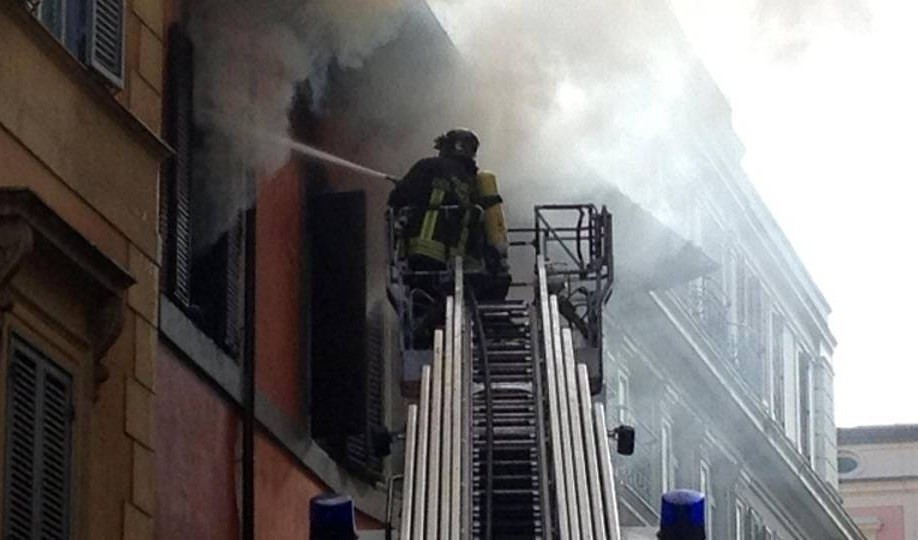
[675,275,730,356]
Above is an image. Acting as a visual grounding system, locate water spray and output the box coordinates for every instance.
[263,132,399,184]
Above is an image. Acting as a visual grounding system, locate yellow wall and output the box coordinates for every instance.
[0,0,166,537]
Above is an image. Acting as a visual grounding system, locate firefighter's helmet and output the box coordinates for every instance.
[435,129,479,160]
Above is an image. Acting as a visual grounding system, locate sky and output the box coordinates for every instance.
[668,0,918,427]
[428,0,918,428]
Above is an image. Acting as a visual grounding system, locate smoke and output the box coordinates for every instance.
[424,0,707,237]
[188,0,408,250]
[751,0,871,61]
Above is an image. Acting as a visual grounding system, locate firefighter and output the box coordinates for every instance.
[389,129,510,346]
[388,128,484,271]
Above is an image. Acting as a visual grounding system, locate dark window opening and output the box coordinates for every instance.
[308,189,384,480]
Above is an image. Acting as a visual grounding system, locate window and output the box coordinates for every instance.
[309,190,384,479]
[161,24,248,358]
[734,261,747,361]
[740,275,765,396]
[661,418,674,493]
[798,352,812,460]
[700,461,715,539]
[837,453,860,474]
[735,501,745,540]
[3,336,73,539]
[616,371,631,424]
[770,313,785,426]
[28,0,125,87]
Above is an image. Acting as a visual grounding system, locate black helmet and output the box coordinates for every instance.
[434,129,479,160]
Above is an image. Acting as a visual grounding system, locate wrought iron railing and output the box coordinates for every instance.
[676,275,730,355]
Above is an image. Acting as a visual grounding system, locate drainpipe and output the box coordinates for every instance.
[243,208,257,540]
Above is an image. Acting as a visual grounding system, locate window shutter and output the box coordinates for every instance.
[4,337,73,539]
[771,314,785,426]
[164,26,194,307]
[345,303,385,479]
[87,0,124,87]
[310,191,367,443]
[5,348,38,537]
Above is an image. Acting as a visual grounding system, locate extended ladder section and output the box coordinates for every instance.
[397,205,621,539]
[534,254,621,540]
[400,265,471,540]
[399,257,621,539]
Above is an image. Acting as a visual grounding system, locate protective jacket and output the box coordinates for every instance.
[388,155,483,267]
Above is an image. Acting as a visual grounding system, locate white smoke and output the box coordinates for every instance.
[188,0,408,250]
[427,0,707,236]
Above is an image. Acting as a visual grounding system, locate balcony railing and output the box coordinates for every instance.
[616,453,653,504]
[676,275,730,355]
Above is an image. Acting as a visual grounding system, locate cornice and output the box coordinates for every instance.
[0,188,135,399]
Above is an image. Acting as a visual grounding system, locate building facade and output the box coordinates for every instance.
[153,0,467,536]
[838,425,918,540]
[0,0,167,538]
[597,5,863,539]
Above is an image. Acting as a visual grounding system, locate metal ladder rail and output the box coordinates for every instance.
[400,262,471,539]
[536,256,570,540]
[577,365,607,540]
[593,404,621,540]
[548,295,580,539]
[560,327,594,539]
[400,404,419,540]
[538,255,622,540]
[411,362,434,537]
[440,296,456,535]
[451,274,465,540]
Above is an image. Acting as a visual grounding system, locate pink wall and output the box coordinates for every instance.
[255,435,379,538]
[848,506,905,540]
[155,345,240,540]
[256,159,306,421]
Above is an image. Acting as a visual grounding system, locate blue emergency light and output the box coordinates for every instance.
[659,489,706,540]
[309,493,357,540]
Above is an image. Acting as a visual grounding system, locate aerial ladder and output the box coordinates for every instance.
[388,205,633,539]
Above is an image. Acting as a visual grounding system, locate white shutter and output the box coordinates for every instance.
[88,0,124,87]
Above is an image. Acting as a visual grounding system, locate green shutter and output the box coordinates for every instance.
[3,337,73,539]
[88,0,124,87]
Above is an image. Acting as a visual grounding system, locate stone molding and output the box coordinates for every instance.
[0,188,135,398]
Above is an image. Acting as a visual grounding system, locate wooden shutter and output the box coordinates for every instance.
[345,303,385,479]
[163,25,194,308]
[743,276,765,396]
[310,191,367,443]
[87,0,124,87]
[798,353,812,459]
[4,337,73,539]
[771,314,785,426]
